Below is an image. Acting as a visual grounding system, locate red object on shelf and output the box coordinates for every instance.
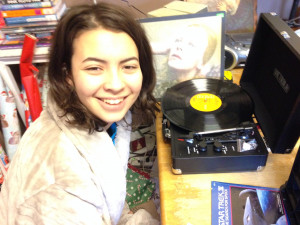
[0,12,5,28]
[19,34,43,122]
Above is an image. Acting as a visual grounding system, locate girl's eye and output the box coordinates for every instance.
[123,65,139,73]
[124,65,136,70]
[86,66,101,71]
[85,66,103,74]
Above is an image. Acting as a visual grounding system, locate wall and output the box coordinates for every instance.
[257,0,295,20]
[64,0,300,21]
[64,0,174,19]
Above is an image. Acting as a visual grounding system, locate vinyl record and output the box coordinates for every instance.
[161,78,253,132]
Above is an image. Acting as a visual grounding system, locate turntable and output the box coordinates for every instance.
[161,13,300,174]
[161,78,269,174]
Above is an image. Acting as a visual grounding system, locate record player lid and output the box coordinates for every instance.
[240,13,300,154]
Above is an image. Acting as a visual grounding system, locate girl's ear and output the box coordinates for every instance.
[66,76,73,86]
[63,66,73,86]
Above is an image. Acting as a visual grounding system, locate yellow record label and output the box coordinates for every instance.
[190,93,222,112]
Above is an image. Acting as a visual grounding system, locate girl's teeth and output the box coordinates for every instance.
[104,99,123,104]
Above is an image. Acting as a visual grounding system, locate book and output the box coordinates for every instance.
[3,2,66,25]
[5,30,53,40]
[0,0,53,4]
[0,36,51,49]
[4,14,59,25]
[0,45,49,60]
[211,181,289,225]
[1,0,63,18]
[0,21,57,34]
[1,0,58,10]
[0,37,51,63]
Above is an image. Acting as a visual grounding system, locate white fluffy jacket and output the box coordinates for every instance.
[0,95,158,225]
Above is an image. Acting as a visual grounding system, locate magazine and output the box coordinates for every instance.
[211,181,289,225]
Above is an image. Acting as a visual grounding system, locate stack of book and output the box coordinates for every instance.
[0,0,67,62]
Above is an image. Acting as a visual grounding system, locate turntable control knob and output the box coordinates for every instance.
[197,141,207,152]
[213,141,223,152]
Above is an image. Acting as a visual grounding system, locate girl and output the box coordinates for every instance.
[0,3,159,225]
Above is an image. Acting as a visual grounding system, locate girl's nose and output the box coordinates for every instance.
[103,69,125,91]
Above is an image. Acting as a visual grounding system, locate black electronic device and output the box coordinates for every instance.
[161,78,269,174]
[240,13,300,154]
[161,13,300,174]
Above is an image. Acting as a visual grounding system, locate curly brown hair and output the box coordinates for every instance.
[48,2,159,132]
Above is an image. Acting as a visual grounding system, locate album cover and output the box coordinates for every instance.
[139,12,225,99]
[211,181,289,225]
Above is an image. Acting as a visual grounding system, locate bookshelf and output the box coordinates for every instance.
[0,53,49,65]
[0,0,64,65]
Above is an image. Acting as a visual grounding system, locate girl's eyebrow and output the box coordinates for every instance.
[82,57,106,63]
[120,57,139,64]
[82,57,139,64]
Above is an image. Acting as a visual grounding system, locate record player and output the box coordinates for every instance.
[161,13,300,174]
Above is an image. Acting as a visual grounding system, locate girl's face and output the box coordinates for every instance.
[70,28,143,126]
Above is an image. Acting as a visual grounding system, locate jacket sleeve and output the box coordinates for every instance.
[15,187,160,225]
[117,202,160,225]
[15,184,111,225]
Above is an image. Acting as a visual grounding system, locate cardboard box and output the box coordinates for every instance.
[147,1,207,17]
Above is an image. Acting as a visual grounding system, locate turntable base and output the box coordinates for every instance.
[156,110,299,225]
[161,78,269,174]
[170,123,268,174]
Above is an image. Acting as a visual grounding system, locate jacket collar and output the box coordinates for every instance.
[46,94,132,224]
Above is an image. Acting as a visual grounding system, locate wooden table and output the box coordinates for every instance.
[155,69,299,225]
[156,114,299,225]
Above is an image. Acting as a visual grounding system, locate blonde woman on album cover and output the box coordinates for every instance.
[151,23,219,98]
